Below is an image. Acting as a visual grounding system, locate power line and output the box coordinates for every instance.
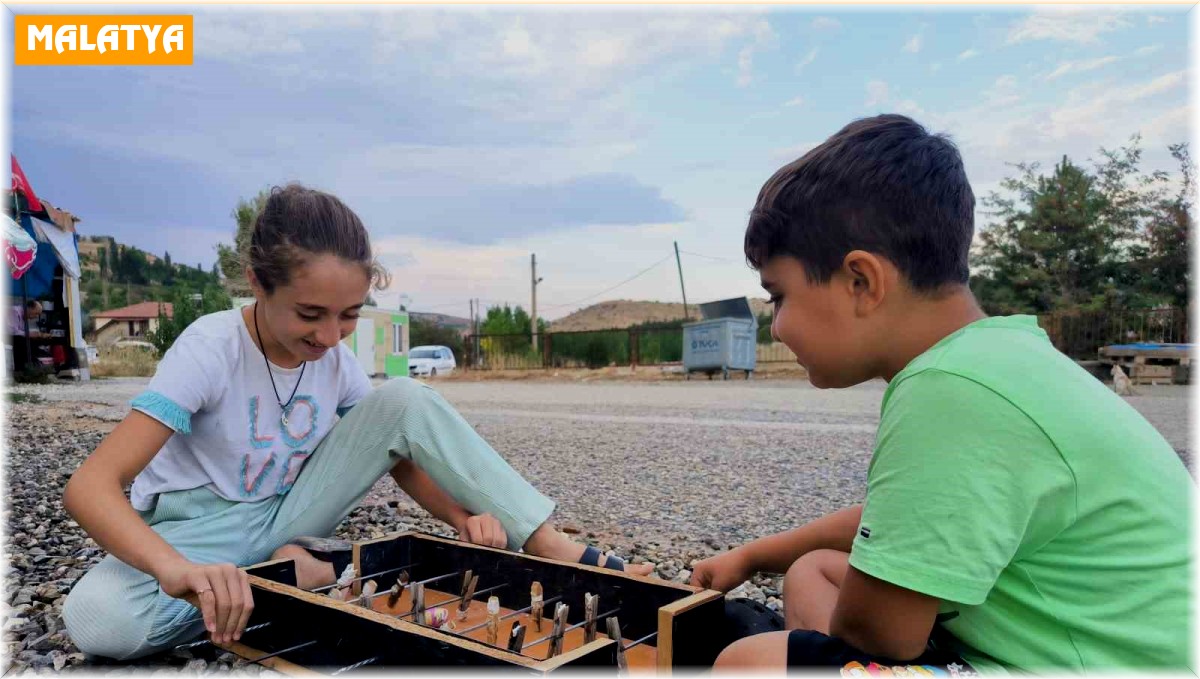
[539,254,674,311]
[679,249,744,264]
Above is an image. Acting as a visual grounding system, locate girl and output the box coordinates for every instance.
[62,184,649,660]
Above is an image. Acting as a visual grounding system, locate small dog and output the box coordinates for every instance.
[1111,364,1140,396]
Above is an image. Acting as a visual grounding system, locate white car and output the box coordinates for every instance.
[409,345,456,377]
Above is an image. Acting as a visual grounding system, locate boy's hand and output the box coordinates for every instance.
[690,549,754,592]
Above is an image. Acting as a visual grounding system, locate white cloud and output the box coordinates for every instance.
[732,19,779,88]
[1007,8,1132,44]
[737,46,755,87]
[795,47,819,73]
[771,142,820,164]
[579,36,629,68]
[1135,44,1164,57]
[1044,55,1120,81]
[895,100,925,116]
[983,75,1022,107]
[862,79,924,116]
[811,17,842,32]
[372,221,700,319]
[501,19,540,60]
[903,33,923,54]
[784,96,805,108]
[865,80,890,108]
[926,69,1188,203]
[1147,15,1167,25]
[958,48,980,61]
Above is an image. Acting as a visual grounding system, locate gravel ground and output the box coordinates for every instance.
[3,376,1192,673]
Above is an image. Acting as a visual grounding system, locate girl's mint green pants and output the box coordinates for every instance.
[62,377,555,660]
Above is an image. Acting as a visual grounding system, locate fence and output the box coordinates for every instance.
[1038,307,1189,360]
[463,327,798,370]
[462,307,1189,370]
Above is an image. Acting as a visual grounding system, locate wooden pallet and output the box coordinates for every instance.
[1099,344,1193,385]
[214,532,725,674]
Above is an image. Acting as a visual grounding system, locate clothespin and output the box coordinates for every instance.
[607,617,628,673]
[387,583,403,608]
[335,564,356,591]
[583,593,599,643]
[506,621,526,652]
[410,583,425,621]
[457,574,479,621]
[359,580,377,609]
[548,603,569,658]
[485,596,501,646]
[530,582,544,632]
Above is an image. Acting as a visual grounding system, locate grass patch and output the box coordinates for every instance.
[7,392,44,404]
[90,347,159,377]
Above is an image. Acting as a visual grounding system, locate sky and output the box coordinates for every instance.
[6,3,1193,320]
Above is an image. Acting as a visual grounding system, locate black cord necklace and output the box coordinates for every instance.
[253,303,306,427]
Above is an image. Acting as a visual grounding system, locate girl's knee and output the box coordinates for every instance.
[63,575,156,660]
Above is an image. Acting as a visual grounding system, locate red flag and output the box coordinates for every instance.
[11,154,43,212]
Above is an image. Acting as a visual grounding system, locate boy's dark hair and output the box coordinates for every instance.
[248,183,389,294]
[745,114,975,291]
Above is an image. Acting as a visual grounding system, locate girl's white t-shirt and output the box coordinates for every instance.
[128,309,373,511]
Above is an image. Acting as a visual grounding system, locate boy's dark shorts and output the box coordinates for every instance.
[787,627,979,676]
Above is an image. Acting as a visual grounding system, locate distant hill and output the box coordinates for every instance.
[410,311,472,330]
[77,236,158,272]
[548,298,772,332]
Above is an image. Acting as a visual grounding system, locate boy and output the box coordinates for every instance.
[692,114,1191,673]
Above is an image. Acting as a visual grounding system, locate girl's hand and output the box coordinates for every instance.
[457,513,508,549]
[157,559,254,645]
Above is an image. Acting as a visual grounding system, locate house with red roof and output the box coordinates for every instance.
[91,301,173,347]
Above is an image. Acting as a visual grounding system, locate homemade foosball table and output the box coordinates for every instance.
[211,532,727,674]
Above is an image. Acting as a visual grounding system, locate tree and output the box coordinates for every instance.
[217,189,271,296]
[410,316,464,358]
[480,304,546,336]
[1137,144,1192,309]
[146,284,234,356]
[972,137,1189,315]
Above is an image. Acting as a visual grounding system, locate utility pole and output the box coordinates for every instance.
[674,241,689,321]
[531,254,544,351]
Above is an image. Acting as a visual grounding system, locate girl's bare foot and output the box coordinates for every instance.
[270,544,336,591]
[523,524,656,576]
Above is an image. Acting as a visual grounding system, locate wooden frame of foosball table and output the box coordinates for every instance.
[213,531,726,674]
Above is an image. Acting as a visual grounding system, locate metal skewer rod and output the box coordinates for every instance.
[251,639,319,663]
[344,569,464,605]
[623,631,658,650]
[330,655,382,675]
[166,561,425,643]
[394,583,509,620]
[171,622,273,651]
[310,562,422,594]
[521,608,620,650]
[456,595,564,635]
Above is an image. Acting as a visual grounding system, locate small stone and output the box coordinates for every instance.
[28,632,55,652]
[186,658,208,671]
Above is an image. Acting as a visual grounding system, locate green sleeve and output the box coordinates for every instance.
[849,369,1075,606]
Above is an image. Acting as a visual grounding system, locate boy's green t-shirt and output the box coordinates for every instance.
[849,315,1191,673]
